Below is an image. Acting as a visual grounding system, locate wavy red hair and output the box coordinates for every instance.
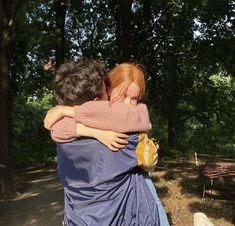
[108,63,146,102]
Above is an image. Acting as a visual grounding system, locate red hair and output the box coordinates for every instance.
[108,63,146,101]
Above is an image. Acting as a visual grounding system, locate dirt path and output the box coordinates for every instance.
[0,162,234,226]
[0,168,64,226]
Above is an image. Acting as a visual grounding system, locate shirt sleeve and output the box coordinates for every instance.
[50,101,151,143]
[51,117,77,143]
[74,101,151,132]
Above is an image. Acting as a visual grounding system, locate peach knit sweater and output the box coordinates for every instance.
[51,101,151,142]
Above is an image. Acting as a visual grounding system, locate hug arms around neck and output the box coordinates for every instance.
[51,101,151,142]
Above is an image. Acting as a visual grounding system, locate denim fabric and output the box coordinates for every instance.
[144,175,170,226]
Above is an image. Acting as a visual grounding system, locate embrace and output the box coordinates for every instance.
[44,58,170,226]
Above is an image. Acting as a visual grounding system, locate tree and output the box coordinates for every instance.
[0,0,17,198]
[55,0,66,67]
[109,0,133,62]
[2,0,233,173]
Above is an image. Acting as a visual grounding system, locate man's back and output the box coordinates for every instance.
[57,134,159,226]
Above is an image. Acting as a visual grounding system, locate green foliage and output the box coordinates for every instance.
[175,72,235,155]
[8,0,235,167]
[10,92,56,167]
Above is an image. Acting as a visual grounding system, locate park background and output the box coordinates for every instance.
[0,0,234,225]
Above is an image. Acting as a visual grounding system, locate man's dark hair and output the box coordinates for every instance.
[54,57,107,106]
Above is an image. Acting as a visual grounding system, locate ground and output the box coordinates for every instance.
[0,166,64,226]
[153,161,235,226]
[0,161,234,226]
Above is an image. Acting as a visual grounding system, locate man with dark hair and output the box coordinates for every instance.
[47,58,160,226]
[54,58,108,106]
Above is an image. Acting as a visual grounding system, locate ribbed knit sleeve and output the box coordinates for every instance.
[74,101,151,132]
[51,117,77,143]
[51,101,151,143]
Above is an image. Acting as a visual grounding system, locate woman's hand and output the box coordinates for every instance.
[95,131,129,151]
[44,106,74,130]
[76,123,129,152]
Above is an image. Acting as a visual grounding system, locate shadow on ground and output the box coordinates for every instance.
[0,168,63,226]
[153,160,235,225]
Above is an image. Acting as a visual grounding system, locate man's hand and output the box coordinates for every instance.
[44,106,74,130]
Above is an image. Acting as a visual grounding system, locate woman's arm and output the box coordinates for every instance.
[52,120,158,171]
[44,105,74,129]
[51,117,129,151]
[73,101,151,132]
[76,123,129,151]
[45,100,151,134]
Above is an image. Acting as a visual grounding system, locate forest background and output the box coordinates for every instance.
[0,0,234,197]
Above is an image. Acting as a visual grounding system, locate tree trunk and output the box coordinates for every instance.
[55,0,66,68]
[108,0,121,61]
[136,0,152,61]
[0,0,18,199]
[109,0,133,62]
[168,115,176,148]
[167,77,178,147]
[119,0,132,62]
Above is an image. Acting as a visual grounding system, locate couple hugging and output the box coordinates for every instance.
[44,58,169,226]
